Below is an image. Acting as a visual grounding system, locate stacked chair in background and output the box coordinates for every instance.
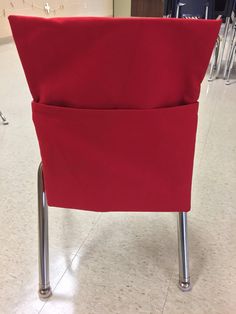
[209,0,236,83]
[224,3,236,84]
[164,0,215,18]
[164,0,236,84]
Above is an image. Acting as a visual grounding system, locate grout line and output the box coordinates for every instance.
[38,212,102,313]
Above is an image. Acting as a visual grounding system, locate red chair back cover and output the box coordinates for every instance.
[9,16,220,211]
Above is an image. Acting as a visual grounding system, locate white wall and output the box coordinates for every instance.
[0,0,113,39]
[114,0,131,17]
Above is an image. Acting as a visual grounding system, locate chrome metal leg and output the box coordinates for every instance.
[178,212,191,292]
[0,111,9,125]
[215,17,231,78]
[38,163,52,299]
[224,20,236,79]
[175,2,185,18]
[176,3,180,18]
[226,44,236,85]
[205,5,209,19]
[208,40,220,81]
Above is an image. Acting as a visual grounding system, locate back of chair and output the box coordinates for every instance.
[9,16,220,212]
[215,0,235,17]
[172,0,215,19]
[164,0,173,16]
[224,0,236,17]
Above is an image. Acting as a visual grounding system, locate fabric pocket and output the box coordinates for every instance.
[32,101,198,212]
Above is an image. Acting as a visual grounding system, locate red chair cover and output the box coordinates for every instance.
[9,16,220,212]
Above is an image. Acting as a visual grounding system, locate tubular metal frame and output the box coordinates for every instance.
[209,16,232,81]
[175,1,209,19]
[224,16,236,77]
[37,164,191,298]
[38,163,52,299]
[0,110,9,125]
[215,16,231,78]
[226,42,236,84]
[208,36,221,81]
[225,16,236,83]
[175,2,186,18]
[208,0,236,81]
[178,212,191,291]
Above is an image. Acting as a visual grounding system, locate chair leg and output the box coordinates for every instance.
[223,19,236,79]
[0,111,9,125]
[38,163,52,299]
[226,44,236,85]
[208,38,220,81]
[215,16,231,78]
[208,45,217,81]
[175,2,186,18]
[177,212,191,292]
[204,5,209,19]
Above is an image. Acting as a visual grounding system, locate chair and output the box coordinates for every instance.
[163,0,173,16]
[225,15,236,84]
[208,0,236,80]
[9,16,220,299]
[224,1,236,82]
[0,110,9,125]
[170,0,215,18]
[164,1,235,82]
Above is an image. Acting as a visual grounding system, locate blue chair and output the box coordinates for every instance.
[171,0,215,19]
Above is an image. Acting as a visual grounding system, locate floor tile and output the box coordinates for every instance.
[41,212,177,314]
[1,39,236,314]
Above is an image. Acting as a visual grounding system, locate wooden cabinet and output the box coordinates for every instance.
[131,0,164,17]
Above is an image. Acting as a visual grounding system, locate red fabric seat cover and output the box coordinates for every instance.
[9,16,220,211]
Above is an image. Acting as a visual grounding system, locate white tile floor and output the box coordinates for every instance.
[0,42,236,314]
